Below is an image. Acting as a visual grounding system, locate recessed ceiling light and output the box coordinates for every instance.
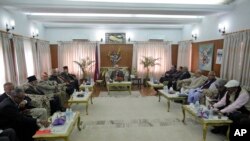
[67,0,227,5]
[26,13,203,19]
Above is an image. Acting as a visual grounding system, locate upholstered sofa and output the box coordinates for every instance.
[105,67,129,81]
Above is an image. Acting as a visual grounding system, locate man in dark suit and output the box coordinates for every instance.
[60,66,79,91]
[159,65,177,83]
[170,67,191,90]
[0,87,49,141]
[0,82,47,120]
[110,64,124,81]
[0,128,18,141]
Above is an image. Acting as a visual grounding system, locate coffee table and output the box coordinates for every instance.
[106,81,132,95]
[147,81,164,101]
[68,91,93,115]
[182,105,232,141]
[158,90,187,112]
[79,83,94,91]
[33,112,81,141]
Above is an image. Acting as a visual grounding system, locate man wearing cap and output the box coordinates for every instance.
[24,75,65,114]
[212,80,250,115]
[23,75,44,95]
[211,80,250,136]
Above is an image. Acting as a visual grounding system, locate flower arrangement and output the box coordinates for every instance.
[131,67,137,76]
[108,48,121,66]
[73,57,95,79]
[140,56,160,79]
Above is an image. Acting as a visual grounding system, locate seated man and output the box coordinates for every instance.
[203,79,227,105]
[24,75,64,115]
[171,66,191,90]
[0,128,18,141]
[187,71,216,104]
[110,64,124,81]
[60,66,79,91]
[1,82,47,120]
[23,75,44,95]
[177,69,207,91]
[0,87,50,141]
[211,80,250,135]
[38,72,67,106]
[49,69,74,95]
[159,65,177,83]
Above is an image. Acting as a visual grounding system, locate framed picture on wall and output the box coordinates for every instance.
[216,49,223,64]
[105,33,126,43]
[199,43,214,71]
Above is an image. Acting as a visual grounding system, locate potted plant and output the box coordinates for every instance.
[140,56,160,85]
[73,57,95,81]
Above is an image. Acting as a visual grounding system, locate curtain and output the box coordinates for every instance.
[31,39,40,78]
[177,40,192,71]
[1,33,16,86]
[13,36,27,85]
[133,41,172,79]
[221,30,250,87]
[0,33,7,93]
[58,41,96,78]
[37,40,52,77]
[23,38,35,77]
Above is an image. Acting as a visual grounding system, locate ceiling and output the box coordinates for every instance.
[0,0,237,29]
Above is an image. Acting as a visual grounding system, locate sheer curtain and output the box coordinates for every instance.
[177,40,192,71]
[1,33,16,86]
[13,36,27,85]
[221,30,250,87]
[23,38,35,77]
[0,33,6,93]
[58,41,96,78]
[37,40,52,76]
[31,39,40,78]
[133,41,172,79]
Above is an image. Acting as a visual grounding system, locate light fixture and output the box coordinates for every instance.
[6,20,15,32]
[192,34,197,40]
[25,13,202,19]
[218,26,226,35]
[67,0,226,5]
[128,37,131,42]
[32,29,39,38]
[100,38,103,42]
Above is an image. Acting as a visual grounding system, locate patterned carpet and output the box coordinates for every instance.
[68,92,226,141]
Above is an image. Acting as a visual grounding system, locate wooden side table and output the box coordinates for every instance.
[131,77,141,88]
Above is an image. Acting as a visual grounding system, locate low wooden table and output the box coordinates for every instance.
[68,91,93,115]
[158,90,187,112]
[79,83,94,91]
[147,81,164,101]
[131,77,141,89]
[33,112,81,141]
[106,81,132,95]
[182,105,232,141]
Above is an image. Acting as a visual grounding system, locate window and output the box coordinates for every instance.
[0,36,6,93]
[23,39,35,76]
